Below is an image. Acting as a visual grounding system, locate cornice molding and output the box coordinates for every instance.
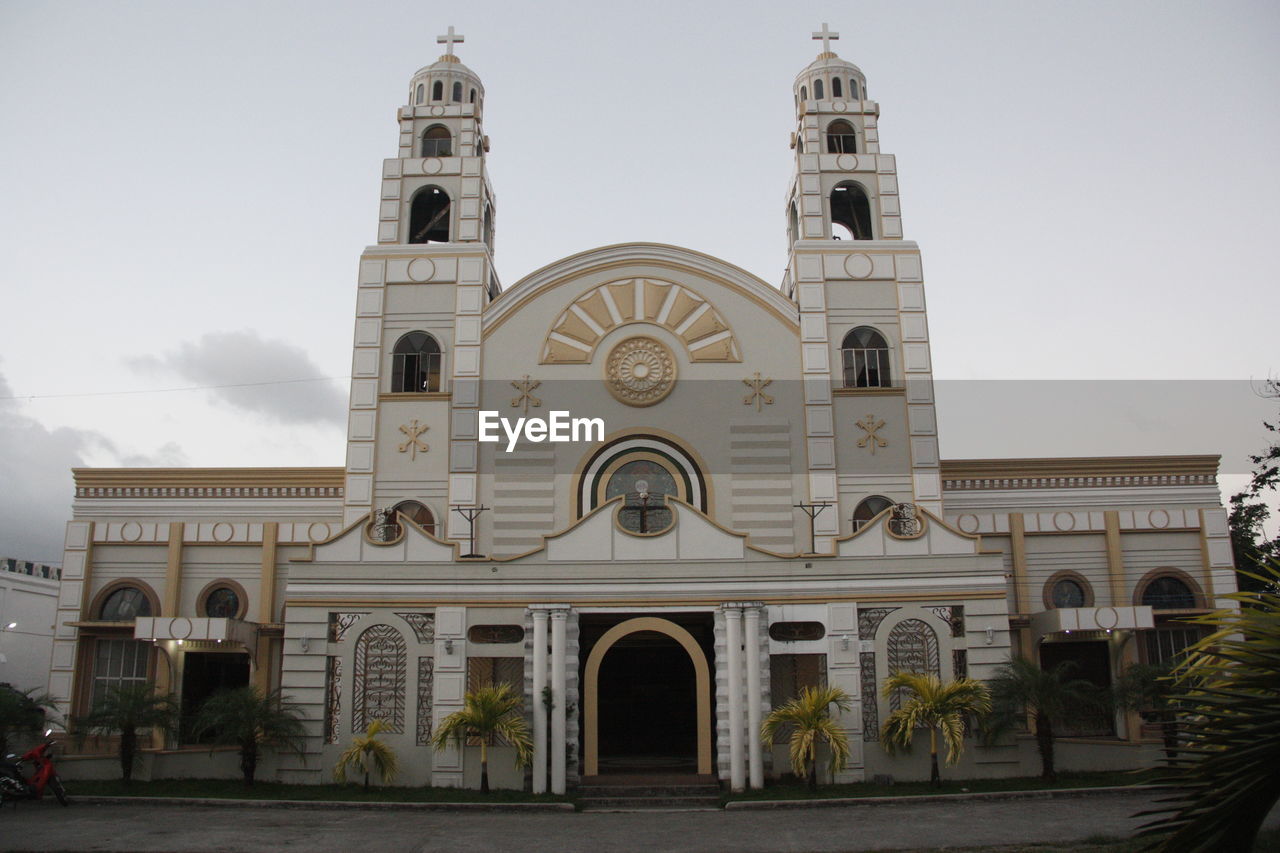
[73,467,345,499]
[940,455,1220,492]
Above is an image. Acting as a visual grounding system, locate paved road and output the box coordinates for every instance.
[2,791,1277,852]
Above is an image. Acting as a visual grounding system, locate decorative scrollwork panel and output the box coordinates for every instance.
[324,657,341,745]
[886,618,940,711]
[352,624,407,734]
[416,657,435,746]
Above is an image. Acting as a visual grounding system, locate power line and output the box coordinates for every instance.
[2,376,350,402]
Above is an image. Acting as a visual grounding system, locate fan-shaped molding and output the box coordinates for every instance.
[541,277,741,364]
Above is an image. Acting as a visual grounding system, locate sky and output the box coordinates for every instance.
[1,0,1278,564]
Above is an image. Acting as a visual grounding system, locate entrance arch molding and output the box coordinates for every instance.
[583,616,712,776]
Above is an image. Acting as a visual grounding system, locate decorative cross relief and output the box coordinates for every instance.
[743,372,774,411]
[855,414,887,455]
[510,375,542,414]
[398,419,429,460]
[812,22,840,54]
[437,26,464,58]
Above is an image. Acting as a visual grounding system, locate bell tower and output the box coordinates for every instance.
[343,28,499,538]
[785,25,942,550]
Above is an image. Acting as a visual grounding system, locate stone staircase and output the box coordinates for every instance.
[577,774,722,811]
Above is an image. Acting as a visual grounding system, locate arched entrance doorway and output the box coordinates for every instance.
[583,617,712,776]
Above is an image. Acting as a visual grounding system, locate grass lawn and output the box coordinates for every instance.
[66,777,572,804]
[724,768,1158,801]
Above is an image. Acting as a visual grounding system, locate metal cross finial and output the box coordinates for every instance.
[437,25,464,58]
[812,23,840,54]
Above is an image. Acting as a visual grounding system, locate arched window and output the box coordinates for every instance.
[800,85,808,101]
[788,201,799,246]
[852,495,893,531]
[482,204,494,245]
[1141,575,1197,610]
[415,83,424,104]
[391,331,443,393]
[431,80,443,101]
[451,81,462,102]
[832,77,843,98]
[352,624,406,734]
[831,182,873,240]
[469,88,476,103]
[99,586,152,621]
[421,125,452,158]
[826,120,857,154]
[850,79,860,100]
[841,327,891,388]
[606,458,678,534]
[408,186,451,243]
[886,619,940,710]
[814,78,825,100]
[393,500,436,537]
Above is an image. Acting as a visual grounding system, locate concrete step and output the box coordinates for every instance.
[579,795,722,810]
[578,784,721,798]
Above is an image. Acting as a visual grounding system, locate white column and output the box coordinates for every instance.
[530,609,549,794]
[550,609,567,795]
[725,605,745,792]
[744,605,764,789]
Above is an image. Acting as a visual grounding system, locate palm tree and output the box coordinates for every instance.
[1111,660,1182,759]
[1137,562,1280,851]
[760,685,853,790]
[333,718,399,790]
[431,684,532,793]
[880,672,991,787]
[985,657,1100,781]
[0,685,58,757]
[75,682,178,784]
[191,686,306,786]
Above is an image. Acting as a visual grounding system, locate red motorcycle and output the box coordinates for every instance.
[0,729,69,807]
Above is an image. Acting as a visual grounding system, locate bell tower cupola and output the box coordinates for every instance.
[378,26,497,252]
[785,24,898,247]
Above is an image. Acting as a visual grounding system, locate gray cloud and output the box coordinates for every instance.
[0,368,190,565]
[130,331,346,426]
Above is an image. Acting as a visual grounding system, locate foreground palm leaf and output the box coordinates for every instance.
[1137,563,1280,852]
[761,685,853,790]
[432,684,532,793]
[880,672,991,787]
[191,686,307,786]
[984,657,1102,781]
[75,682,178,784]
[334,718,399,790]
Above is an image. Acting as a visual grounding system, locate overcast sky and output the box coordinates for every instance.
[1,0,1277,563]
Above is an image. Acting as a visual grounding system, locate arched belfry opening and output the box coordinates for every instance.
[826,120,857,154]
[421,125,452,157]
[831,181,873,240]
[409,186,451,243]
[582,615,714,777]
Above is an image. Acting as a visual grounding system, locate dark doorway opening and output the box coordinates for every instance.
[1039,640,1113,736]
[595,631,698,773]
[180,652,250,743]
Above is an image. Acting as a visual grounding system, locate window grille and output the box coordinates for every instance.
[91,639,150,707]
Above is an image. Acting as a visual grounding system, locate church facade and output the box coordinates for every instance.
[49,29,1238,791]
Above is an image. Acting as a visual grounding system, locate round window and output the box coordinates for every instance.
[1051,579,1086,609]
[204,587,241,618]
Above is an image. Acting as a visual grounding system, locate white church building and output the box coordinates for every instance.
[49,27,1238,791]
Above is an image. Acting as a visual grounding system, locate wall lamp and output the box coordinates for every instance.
[444,638,455,654]
[299,636,311,653]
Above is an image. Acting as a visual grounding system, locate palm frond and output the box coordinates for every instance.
[431,684,533,768]
[760,685,853,782]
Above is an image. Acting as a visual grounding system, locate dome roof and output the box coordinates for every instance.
[795,52,863,83]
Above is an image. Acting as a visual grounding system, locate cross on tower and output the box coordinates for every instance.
[812,23,840,54]
[437,25,464,58]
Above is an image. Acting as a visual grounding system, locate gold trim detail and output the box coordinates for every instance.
[832,387,904,397]
[397,420,430,460]
[743,373,774,411]
[855,414,887,455]
[539,277,742,364]
[604,336,677,407]
[510,376,541,414]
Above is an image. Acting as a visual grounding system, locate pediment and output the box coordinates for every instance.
[835,506,987,558]
[544,497,747,562]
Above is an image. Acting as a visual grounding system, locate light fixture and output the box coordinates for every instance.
[838,635,850,650]
[444,638,455,654]
[299,636,311,653]
[4,622,16,630]
[985,627,994,645]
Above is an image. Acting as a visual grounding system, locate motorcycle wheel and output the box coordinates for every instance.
[50,775,69,806]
